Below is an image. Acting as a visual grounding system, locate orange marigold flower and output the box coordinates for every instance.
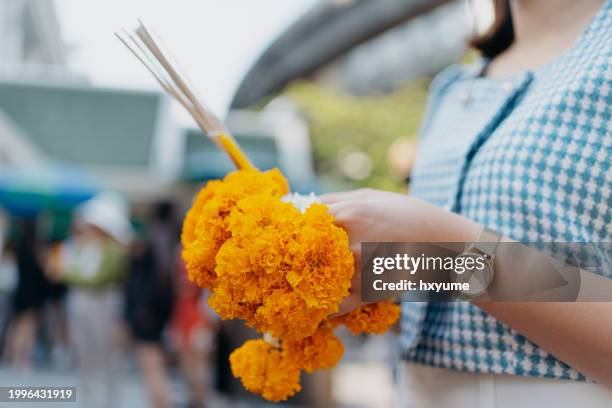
[284,325,344,373]
[181,169,289,289]
[335,301,401,335]
[286,204,354,311]
[230,339,301,402]
[182,168,398,402]
[254,290,329,341]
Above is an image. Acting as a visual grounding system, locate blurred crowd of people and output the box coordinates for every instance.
[0,193,217,408]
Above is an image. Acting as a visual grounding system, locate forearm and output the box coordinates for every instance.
[477,302,612,386]
[324,191,612,384]
[420,201,612,385]
[409,198,482,243]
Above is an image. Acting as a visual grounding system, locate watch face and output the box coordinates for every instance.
[454,252,486,275]
[453,252,494,297]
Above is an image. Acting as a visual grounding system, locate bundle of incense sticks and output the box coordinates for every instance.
[115,20,255,171]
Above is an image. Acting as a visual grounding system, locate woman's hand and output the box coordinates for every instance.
[321,191,612,385]
[320,188,481,314]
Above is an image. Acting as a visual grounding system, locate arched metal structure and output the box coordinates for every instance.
[230,0,452,109]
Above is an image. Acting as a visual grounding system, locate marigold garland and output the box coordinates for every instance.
[182,169,400,401]
[333,301,401,335]
[229,339,302,401]
[284,325,344,373]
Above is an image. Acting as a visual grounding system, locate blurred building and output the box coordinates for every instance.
[0,0,468,207]
[0,80,182,199]
[184,100,317,194]
[0,0,316,208]
[0,79,316,201]
[0,0,65,167]
[0,0,67,79]
[0,0,184,203]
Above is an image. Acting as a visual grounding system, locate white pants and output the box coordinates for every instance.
[396,363,612,408]
[68,288,122,408]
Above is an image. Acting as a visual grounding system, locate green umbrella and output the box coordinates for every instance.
[0,163,98,217]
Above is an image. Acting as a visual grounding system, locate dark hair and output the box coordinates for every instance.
[153,200,174,223]
[469,0,515,59]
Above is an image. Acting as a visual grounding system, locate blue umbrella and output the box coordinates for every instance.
[0,163,99,216]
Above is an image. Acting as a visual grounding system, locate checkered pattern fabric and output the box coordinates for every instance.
[400,1,611,381]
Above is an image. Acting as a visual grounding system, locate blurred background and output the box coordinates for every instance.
[0,0,481,406]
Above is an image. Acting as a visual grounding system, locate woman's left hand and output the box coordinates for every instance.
[321,189,612,386]
[320,188,481,314]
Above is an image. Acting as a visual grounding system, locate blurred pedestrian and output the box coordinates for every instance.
[44,242,71,370]
[0,240,18,359]
[124,201,176,408]
[47,192,132,408]
[4,219,47,368]
[170,246,217,408]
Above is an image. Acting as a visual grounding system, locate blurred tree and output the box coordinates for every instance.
[283,79,430,192]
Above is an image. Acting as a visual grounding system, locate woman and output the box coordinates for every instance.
[124,202,176,408]
[170,246,217,408]
[0,242,17,358]
[49,193,132,408]
[322,0,611,406]
[4,219,47,368]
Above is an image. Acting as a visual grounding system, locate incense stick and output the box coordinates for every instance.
[115,21,255,170]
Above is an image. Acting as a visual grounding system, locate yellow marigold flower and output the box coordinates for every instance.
[182,169,354,341]
[182,168,399,402]
[230,339,301,402]
[284,325,344,373]
[254,290,329,341]
[335,301,401,335]
[181,169,289,289]
[286,204,354,311]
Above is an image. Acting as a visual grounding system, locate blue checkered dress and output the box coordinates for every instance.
[400,1,611,380]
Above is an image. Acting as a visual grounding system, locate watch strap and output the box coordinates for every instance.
[471,227,501,257]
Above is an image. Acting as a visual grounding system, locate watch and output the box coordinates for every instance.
[453,227,501,297]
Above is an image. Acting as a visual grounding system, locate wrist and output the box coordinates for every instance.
[412,198,482,243]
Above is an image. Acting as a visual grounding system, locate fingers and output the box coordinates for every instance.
[324,201,351,217]
[330,292,362,317]
[320,191,367,318]
[321,202,354,230]
[319,191,354,204]
[319,188,375,204]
